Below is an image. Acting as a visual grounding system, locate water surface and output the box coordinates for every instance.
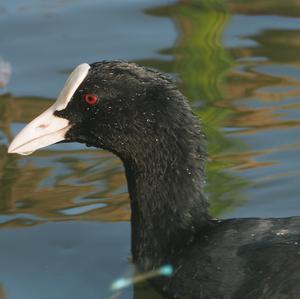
[0,0,300,298]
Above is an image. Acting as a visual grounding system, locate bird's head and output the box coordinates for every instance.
[8,61,201,162]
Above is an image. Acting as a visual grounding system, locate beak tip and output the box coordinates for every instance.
[7,144,15,154]
[7,146,33,155]
[7,142,33,155]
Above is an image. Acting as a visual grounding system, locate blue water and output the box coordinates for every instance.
[0,0,300,298]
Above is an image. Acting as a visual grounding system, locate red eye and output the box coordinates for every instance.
[84,93,99,106]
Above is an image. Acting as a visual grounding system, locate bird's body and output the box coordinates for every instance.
[8,61,300,299]
[153,217,300,299]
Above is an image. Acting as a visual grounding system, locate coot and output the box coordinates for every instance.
[8,62,300,299]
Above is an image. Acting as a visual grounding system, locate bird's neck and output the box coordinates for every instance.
[123,138,209,271]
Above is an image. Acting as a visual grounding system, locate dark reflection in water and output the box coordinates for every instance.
[0,284,5,299]
[0,0,300,298]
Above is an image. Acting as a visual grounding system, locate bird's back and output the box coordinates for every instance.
[153,217,300,299]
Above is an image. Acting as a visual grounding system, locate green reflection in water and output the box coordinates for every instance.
[145,0,249,216]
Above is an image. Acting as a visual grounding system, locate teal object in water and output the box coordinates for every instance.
[111,264,173,291]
